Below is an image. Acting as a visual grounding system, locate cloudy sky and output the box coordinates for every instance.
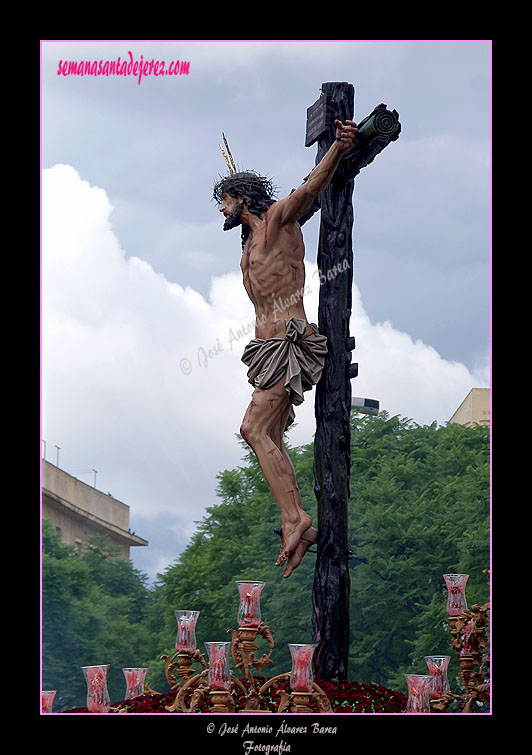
[41,40,491,583]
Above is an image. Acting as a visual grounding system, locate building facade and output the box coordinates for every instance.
[448,387,490,427]
[42,460,148,560]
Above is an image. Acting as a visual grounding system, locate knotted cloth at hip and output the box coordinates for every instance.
[241,317,328,430]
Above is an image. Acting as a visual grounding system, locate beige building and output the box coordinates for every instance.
[448,388,490,427]
[42,460,148,559]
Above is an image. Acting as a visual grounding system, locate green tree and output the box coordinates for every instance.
[347,414,489,691]
[41,521,158,710]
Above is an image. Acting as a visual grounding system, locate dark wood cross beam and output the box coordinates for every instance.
[302,82,400,681]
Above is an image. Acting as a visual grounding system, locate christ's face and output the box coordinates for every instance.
[219,192,244,231]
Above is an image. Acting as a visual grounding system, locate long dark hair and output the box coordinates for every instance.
[213,171,277,247]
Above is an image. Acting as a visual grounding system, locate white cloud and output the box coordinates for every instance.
[42,164,489,579]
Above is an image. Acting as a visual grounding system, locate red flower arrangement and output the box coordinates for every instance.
[62,678,408,713]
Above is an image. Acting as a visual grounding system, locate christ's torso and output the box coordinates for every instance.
[240,204,310,340]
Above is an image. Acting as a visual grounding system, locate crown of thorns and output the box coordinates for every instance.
[212,133,278,204]
[212,170,278,204]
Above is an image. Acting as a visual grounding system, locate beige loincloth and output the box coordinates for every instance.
[241,317,328,430]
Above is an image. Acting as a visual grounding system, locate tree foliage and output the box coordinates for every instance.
[346,414,489,691]
[41,522,158,711]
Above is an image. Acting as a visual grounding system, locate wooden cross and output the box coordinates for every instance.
[299,81,400,681]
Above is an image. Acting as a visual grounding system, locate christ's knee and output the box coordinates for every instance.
[240,420,263,449]
[240,421,251,446]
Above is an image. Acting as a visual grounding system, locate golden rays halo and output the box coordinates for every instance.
[219,132,236,175]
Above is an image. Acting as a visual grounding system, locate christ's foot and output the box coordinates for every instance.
[275,510,312,567]
[283,527,318,578]
[275,532,287,567]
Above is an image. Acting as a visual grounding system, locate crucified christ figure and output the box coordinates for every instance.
[213,120,357,577]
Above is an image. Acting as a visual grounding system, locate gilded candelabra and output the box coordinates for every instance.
[161,622,332,713]
[258,672,333,713]
[157,581,332,714]
[431,602,490,713]
[227,622,275,710]
[160,647,208,712]
[451,602,490,713]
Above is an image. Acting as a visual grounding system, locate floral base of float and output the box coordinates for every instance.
[62,678,408,713]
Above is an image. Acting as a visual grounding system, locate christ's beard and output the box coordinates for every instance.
[223,201,244,231]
